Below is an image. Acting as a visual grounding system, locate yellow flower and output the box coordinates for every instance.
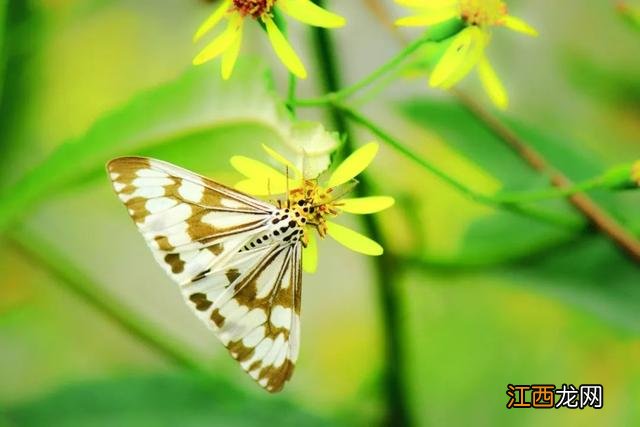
[396,0,537,109]
[193,0,345,80]
[230,142,395,272]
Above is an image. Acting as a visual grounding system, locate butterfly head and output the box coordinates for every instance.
[286,178,356,242]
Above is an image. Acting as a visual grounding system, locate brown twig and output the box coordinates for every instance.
[453,90,640,263]
[366,0,640,263]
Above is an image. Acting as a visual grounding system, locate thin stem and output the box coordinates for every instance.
[8,227,211,374]
[495,178,603,204]
[287,72,297,115]
[454,90,640,263]
[0,0,9,103]
[296,33,430,107]
[339,104,585,230]
[309,3,414,425]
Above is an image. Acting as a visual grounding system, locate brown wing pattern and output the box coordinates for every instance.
[108,157,275,284]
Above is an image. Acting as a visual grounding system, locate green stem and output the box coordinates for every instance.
[297,33,428,107]
[310,3,414,425]
[8,227,211,374]
[287,72,297,115]
[339,104,585,230]
[297,19,463,107]
[0,0,8,104]
[495,178,603,204]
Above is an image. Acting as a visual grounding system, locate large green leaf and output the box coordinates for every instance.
[564,52,640,111]
[3,373,345,427]
[0,61,293,233]
[501,234,640,332]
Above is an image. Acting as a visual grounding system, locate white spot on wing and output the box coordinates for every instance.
[132,177,174,187]
[220,308,266,343]
[273,344,288,368]
[253,337,273,362]
[141,204,192,232]
[221,198,247,209]
[270,306,292,329]
[179,180,205,203]
[255,251,287,299]
[289,314,301,361]
[262,333,285,367]
[136,168,169,178]
[243,326,266,348]
[201,211,259,230]
[146,197,178,213]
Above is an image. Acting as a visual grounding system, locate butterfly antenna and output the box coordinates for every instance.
[312,179,358,208]
[285,166,290,209]
[301,148,308,191]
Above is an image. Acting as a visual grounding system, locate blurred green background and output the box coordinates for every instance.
[1,0,639,426]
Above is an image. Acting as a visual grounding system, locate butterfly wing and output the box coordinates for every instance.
[183,241,302,392]
[108,157,302,392]
[108,157,275,284]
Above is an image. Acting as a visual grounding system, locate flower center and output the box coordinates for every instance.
[232,0,275,19]
[460,0,507,26]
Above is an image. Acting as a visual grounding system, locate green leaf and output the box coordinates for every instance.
[563,52,640,110]
[0,60,311,233]
[3,373,344,427]
[500,235,640,333]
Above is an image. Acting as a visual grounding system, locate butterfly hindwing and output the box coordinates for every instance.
[182,241,302,392]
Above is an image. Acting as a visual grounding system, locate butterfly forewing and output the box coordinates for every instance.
[107,156,303,392]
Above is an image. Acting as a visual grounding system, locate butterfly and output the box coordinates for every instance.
[105,154,344,393]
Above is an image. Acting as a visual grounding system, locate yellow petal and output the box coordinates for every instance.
[193,14,242,65]
[302,231,318,273]
[278,0,346,28]
[338,196,395,214]
[477,55,508,110]
[395,7,458,27]
[235,178,293,196]
[221,21,243,80]
[502,15,538,37]
[327,142,378,188]
[430,26,485,89]
[193,0,231,42]
[326,221,383,256]
[262,144,302,179]
[231,155,286,179]
[264,16,307,79]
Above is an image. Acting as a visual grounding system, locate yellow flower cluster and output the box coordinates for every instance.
[396,0,537,109]
[193,0,345,79]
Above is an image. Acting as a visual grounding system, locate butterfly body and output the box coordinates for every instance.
[241,207,307,252]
